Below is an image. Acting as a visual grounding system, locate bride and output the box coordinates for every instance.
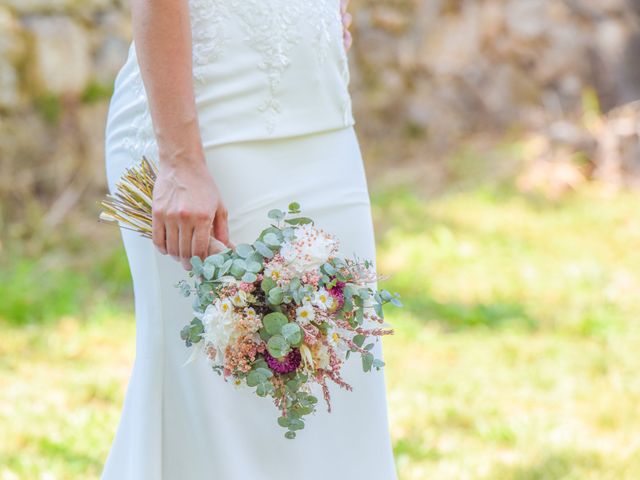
[102,0,397,478]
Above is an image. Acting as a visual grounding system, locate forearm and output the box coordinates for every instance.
[131,0,203,168]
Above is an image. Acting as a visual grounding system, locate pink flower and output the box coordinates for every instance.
[328,281,345,309]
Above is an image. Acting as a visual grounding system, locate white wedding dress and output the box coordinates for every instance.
[102,1,397,478]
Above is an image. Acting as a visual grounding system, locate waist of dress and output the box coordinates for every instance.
[108,40,355,153]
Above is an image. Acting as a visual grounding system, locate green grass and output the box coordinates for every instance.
[1,184,640,479]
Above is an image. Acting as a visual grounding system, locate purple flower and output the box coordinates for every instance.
[328,281,345,309]
[264,348,302,374]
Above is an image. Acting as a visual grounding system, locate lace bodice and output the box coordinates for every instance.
[116,0,353,163]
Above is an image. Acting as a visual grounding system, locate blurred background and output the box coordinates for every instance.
[1,0,640,478]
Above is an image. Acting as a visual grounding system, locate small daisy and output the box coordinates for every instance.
[264,263,284,282]
[296,302,315,324]
[219,298,234,315]
[312,288,334,310]
[230,289,248,307]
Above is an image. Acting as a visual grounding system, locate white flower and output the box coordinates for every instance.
[219,298,234,315]
[314,343,331,369]
[198,298,238,365]
[296,301,316,324]
[281,224,338,274]
[326,324,351,357]
[312,288,334,310]
[230,289,248,307]
[264,262,286,282]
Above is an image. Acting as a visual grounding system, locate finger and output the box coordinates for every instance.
[212,206,231,247]
[344,30,353,51]
[342,11,353,29]
[152,213,167,255]
[340,0,349,14]
[166,222,180,260]
[208,236,227,256]
[179,222,194,270]
[192,223,210,261]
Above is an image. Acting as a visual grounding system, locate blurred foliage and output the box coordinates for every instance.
[1,178,639,479]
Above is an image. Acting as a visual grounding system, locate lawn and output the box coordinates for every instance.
[1,184,639,479]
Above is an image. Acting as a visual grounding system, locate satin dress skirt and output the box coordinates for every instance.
[102,122,398,479]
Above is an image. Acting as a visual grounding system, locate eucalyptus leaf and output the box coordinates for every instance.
[263,312,288,335]
[288,201,301,213]
[268,287,284,305]
[235,243,254,258]
[284,217,313,226]
[353,334,366,347]
[206,253,225,267]
[267,209,285,221]
[245,260,262,273]
[190,256,203,273]
[218,258,233,276]
[362,352,374,372]
[263,232,280,247]
[202,262,216,280]
[267,334,290,358]
[391,297,403,307]
[261,276,276,293]
[254,240,274,258]
[281,322,302,346]
[241,271,257,283]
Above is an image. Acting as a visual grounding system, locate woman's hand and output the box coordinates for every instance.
[152,153,231,271]
[341,0,353,52]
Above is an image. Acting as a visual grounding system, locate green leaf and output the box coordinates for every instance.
[202,262,216,280]
[235,243,254,258]
[206,253,225,267]
[246,371,261,387]
[256,382,271,397]
[268,209,285,221]
[263,312,288,335]
[288,418,305,431]
[362,352,374,372]
[288,201,301,213]
[261,276,276,293]
[230,258,247,277]
[254,367,273,379]
[218,258,233,276]
[268,287,284,305]
[321,263,336,275]
[391,297,403,307]
[242,271,257,283]
[372,359,385,369]
[190,256,203,272]
[281,322,302,346]
[278,416,290,428]
[284,217,313,226]
[254,240,274,258]
[353,334,366,347]
[267,335,290,358]
[263,232,280,247]
[285,431,296,440]
[245,260,262,273]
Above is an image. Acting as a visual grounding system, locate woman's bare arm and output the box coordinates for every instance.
[131,0,230,270]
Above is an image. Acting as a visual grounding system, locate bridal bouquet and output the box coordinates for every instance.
[101,157,402,439]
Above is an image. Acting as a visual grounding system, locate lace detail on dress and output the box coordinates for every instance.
[121,73,158,164]
[307,0,335,65]
[230,0,306,133]
[189,0,229,84]
[306,0,353,125]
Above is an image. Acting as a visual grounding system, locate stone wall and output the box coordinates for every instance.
[2,0,640,231]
